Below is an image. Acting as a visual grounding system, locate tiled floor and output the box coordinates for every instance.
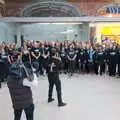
[0,74,120,120]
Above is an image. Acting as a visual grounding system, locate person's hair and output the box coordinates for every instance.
[12,54,19,62]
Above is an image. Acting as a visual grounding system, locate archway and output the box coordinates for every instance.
[19,0,82,17]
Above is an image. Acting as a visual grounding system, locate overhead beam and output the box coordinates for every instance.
[0,17,120,22]
[5,0,116,2]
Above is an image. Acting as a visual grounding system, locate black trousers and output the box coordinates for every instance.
[39,57,44,75]
[48,74,62,104]
[64,60,68,72]
[14,104,34,120]
[0,62,8,82]
[99,63,105,75]
[94,62,99,74]
[118,63,120,76]
[94,62,105,75]
[68,60,75,74]
[109,62,116,76]
[79,61,84,71]
[85,62,89,73]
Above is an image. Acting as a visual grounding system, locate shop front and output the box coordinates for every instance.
[92,2,120,45]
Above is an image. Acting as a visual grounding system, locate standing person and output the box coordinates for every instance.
[0,47,10,82]
[31,42,41,77]
[0,48,2,88]
[7,54,34,120]
[93,48,99,75]
[108,45,117,76]
[47,48,67,107]
[84,48,90,73]
[64,45,69,73]
[21,47,32,76]
[117,45,120,77]
[39,43,44,75]
[67,44,77,76]
[59,47,67,73]
[88,46,95,72]
[39,43,49,75]
[74,43,80,73]
[44,42,50,60]
[95,47,106,75]
[78,47,86,73]
[21,48,31,65]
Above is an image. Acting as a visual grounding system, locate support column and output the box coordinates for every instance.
[66,25,74,41]
[15,24,21,47]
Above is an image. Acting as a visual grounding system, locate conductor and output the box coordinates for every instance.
[47,48,66,107]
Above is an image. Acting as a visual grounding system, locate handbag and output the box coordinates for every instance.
[22,64,38,88]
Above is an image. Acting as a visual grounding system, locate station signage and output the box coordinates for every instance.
[106,7,120,14]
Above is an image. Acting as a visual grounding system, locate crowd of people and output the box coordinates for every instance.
[0,40,120,87]
[0,40,120,120]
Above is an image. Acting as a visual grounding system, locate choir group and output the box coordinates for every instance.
[0,40,120,87]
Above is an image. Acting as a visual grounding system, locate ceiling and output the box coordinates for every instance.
[5,0,116,3]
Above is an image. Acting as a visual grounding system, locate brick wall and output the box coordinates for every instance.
[71,2,110,16]
[5,1,112,16]
[5,2,25,16]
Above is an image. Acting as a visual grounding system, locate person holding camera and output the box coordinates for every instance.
[7,54,35,120]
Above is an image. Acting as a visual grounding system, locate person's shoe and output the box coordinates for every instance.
[111,74,115,77]
[58,102,67,107]
[64,71,67,74]
[48,98,55,103]
[96,72,98,75]
[117,75,120,78]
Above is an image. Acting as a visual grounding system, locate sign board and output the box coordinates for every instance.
[97,3,120,16]
[106,7,120,14]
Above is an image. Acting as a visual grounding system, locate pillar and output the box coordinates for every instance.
[15,23,22,47]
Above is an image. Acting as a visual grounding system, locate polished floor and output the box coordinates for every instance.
[0,73,120,120]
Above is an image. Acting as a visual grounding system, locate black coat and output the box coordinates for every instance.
[7,62,33,109]
[96,51,105,64]
[117,49,120,64]
[47,57,62,80]
[7,76,33,110]
[108,49,117,64]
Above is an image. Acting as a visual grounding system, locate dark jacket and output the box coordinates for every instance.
[7,62,33,110]
[108,49,117,63]
[96,51,105,64]
[7,76,33,110]
[117,49,120,64]
[47,57,62,80]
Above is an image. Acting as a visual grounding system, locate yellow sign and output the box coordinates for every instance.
[102,27,120,35]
